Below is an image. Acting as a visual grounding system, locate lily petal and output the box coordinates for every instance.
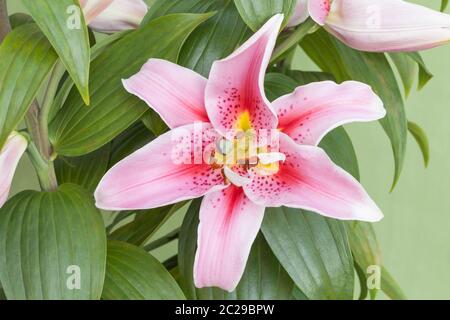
[244,134,383,222]
[194,186,265,292]
[286,0,309,27]
[0,132,27,208]
[79,0,113,24]
[205,14,284,137]
[83,0,148,33]
[95,123,226,210]
[123,59,209,129]
[274,81,385,146]
[325,0,450,52]
[308,0,330,26]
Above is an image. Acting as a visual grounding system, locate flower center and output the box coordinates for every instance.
[208,111,285,186]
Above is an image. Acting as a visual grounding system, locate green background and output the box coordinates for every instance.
[7,0,450,299]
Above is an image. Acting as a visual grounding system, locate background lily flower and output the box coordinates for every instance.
[95,14,386,292]
[80,0,148,33]
[0,132,27,208]
[289,0,450,52]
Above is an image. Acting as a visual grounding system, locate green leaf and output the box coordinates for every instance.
[405,52,433,90]
[302,29,407,190]
[178,200,295,300]
[178,0,249,77]
[262,208,354,300]
[55,144,111,193]
[346,222,381,300]
[141,110,168,137]
[271,18,317,63]
[22,0,91,104]
[441,0,449,12]
[109,203,184,246]
[264,72,298,101]
[233,0,295,31]
[102,241,185,300]
[144,0,220,23]
[407,121,430,168]
[320,127,360,180]
[284,69,335,85]
[109,121,154,167]
[0,184,106,300]
[49,31,129,123]
[9,13,34,28]
[50,13,213,157]
[0,23,57,148]
[389,53,416,98]
[381,266,407,300]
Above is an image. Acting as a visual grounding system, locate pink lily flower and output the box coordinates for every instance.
[0,132,27,208]
[80,0,148,33]
[289,0,450,52]
[95,14,386,292]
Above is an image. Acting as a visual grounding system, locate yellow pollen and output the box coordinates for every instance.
[235,111,252,132]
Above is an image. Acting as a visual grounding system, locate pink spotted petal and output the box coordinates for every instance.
[325,0,450,52]
[205,14,284,137]
[286,0,309,27]
[308,0,331,25]
[0,132,28,208]
[244,134,383,222]
[123,59,209,129]
[95,123,227,210]
[274,81,385,146]
[194,186,265,292]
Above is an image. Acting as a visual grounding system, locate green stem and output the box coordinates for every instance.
[39,60,66,159]
[0,0,11,43]
[26,139,58,191]
[270,18,317,64]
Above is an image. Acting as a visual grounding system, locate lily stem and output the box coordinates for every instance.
[39,60,66,160]
[26,138,58,192]
[1,1,61,191]
[0,0,11,43]
[271,18,317,64]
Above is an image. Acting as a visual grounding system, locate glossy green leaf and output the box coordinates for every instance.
[381,266,406,300]
[178,200,295,300]
[0,184,106,300]
[9,13,33,28]
[262,208,354,300]
[109,121,154,166]
[390,53,416,98]
[302,29,407,190]
[320,127,360,180]
[347,222,381,300]
[55,144,111,192]
[102,241,185,300]
[441,0,449,12]
[0,23,57,148]
[178,0,249,77]
[264,73,298,101]
[406,52,433,90]
[49,31,129,123]
[408,121,430,168]
[284,69,335,85]
[109,203,184,246]
[144,0,220,23]
[50,13,214,157]
[22,0,90,104]
[141,110,168,137]
[233,0,295,31]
